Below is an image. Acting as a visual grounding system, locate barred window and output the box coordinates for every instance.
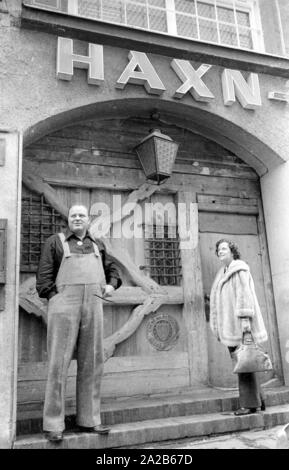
[26,0,264,52]
[144,224,182,286]
[21,193,66,272]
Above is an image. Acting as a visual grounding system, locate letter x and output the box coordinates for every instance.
[171,59,214,102]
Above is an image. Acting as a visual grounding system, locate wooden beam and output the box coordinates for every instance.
[177,192,208,385]
[108,286,183,304]
[198,202,259,215]
[257,200,283,381]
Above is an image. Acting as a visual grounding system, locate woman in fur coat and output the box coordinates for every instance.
[210,239,268,415]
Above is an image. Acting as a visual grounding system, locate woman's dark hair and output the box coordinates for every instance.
[215,239,241,260]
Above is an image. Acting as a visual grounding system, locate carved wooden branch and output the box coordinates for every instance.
[103,295,165,360]
[92,182,159,228]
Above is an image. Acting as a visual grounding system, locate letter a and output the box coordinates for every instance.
[116,51,166,95]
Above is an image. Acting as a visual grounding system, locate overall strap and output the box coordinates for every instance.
[92,240,100,257]
[58,232,71,258]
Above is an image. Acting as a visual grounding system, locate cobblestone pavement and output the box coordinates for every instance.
[129,425,285,449]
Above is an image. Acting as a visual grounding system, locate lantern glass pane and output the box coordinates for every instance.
[155,139,178,175]
[136,138,157,178]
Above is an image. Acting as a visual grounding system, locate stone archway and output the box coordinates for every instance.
[23,98,284,176]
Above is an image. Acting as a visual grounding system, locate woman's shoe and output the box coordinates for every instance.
[260,399,266,411]
[234,408,257,416]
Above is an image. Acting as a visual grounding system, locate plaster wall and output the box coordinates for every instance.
[259,0,285,55]
[277,0,289,57]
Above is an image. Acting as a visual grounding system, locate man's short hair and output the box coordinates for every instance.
[68,204,89,216]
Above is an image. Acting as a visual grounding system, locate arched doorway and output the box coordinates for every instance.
[17,101,283,433]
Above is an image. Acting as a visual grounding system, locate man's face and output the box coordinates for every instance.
[68,205,90,235]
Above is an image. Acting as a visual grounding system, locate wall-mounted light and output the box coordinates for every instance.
[134,128,179,184]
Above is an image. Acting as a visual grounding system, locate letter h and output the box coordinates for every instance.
[56,37,104,85]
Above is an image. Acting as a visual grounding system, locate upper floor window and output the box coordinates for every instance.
[25,0,264,52]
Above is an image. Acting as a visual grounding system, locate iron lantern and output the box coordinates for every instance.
[134,128,179,184]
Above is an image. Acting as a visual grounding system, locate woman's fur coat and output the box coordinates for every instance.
[210,259,268,347]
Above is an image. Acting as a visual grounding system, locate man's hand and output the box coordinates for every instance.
[103,284,115,297]
[241,317,251,333]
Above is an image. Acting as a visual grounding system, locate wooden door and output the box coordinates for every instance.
[198,195,277,387]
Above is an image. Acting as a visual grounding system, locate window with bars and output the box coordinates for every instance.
[144,224,182,286]
[25,0,264,52]
[21,193,66,272]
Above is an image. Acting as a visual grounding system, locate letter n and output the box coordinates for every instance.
[222,69,261,109]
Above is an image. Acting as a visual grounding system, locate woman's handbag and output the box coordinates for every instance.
[233,332,273,374]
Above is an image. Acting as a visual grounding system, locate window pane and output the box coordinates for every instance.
[127,2,148,28]
[217,6,235,24]
[101,0,125,23]
[197,1,216,19]
[149,0,166,7]
[237,10,250,27]
[149,7,168,32]
[175,0,196,15]
[199,18,218,42]
[238,26,253,49]
[220,23,238,46]
[34,0,59,7]
[78,0,101,19]
[176,13,198,38]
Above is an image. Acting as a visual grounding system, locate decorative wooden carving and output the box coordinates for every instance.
[146,313,180,351]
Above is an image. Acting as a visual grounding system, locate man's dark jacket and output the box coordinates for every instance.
[36,228,122,299]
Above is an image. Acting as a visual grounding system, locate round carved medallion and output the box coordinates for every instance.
[146,313,180,351]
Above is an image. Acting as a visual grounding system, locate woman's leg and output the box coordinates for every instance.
[238,372,262,409]
[228,346,264,413]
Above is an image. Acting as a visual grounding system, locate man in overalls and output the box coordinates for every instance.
[36,204,122,442]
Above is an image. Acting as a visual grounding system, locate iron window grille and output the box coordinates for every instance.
[25,0,264,52]
[21,193,66,272]
[144,223,182,286]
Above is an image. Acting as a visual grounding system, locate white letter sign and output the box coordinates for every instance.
[56,37,104,85]
[222,69,262,109]
[116,51,166,95]
[171,60,214,102]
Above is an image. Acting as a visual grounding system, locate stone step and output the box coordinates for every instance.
[16,386,289,436]
[14,404,289,449]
